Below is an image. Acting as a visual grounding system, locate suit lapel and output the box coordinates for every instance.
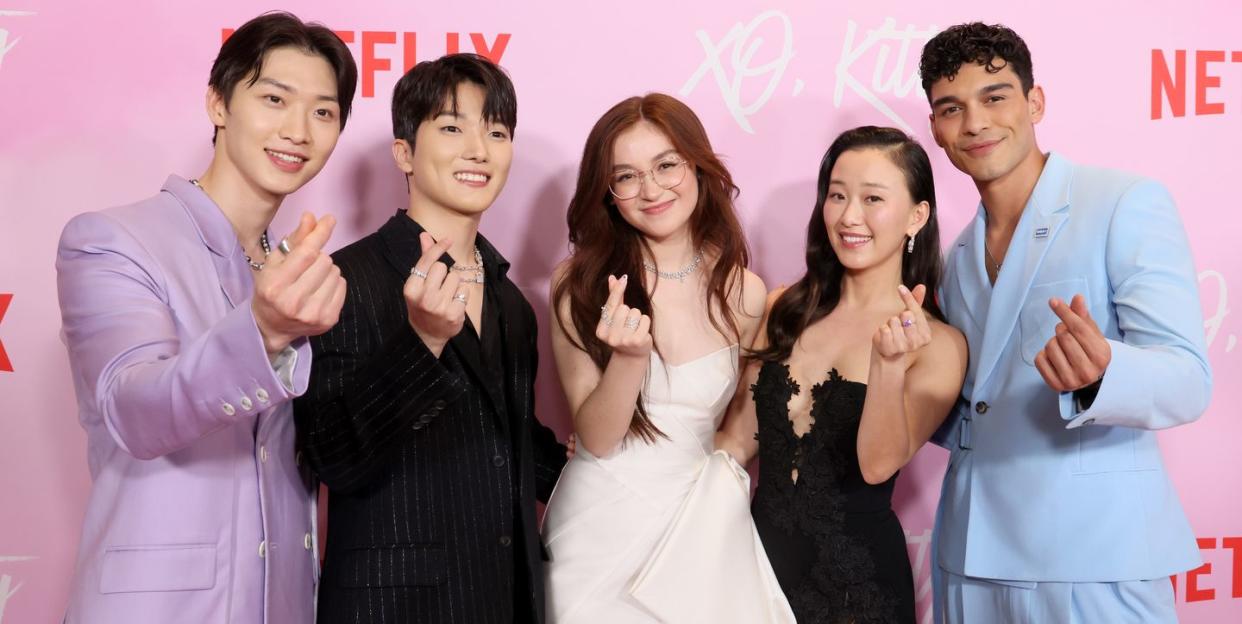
[164,176,253,310]
[974,154,1072,390]
[212,254,252,309]
[951,209,990,336]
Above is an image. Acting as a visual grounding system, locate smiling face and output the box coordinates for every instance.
[393,81,514,218]
[928,60,1044,186]
[823,147,929,273]
[208,46,343,200]
[609,120,699,242]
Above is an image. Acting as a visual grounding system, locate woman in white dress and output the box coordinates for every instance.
[541,93,794,623]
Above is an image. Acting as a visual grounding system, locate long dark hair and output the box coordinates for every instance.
[754,126,944,363]
[553,93,750,442]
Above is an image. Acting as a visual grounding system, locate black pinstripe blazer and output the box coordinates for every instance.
[295,212,566,624]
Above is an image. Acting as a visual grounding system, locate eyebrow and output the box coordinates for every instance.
[829,179,890,189]
[613,149,680,172]
[256,77,338,103]
[931,82,1015,109]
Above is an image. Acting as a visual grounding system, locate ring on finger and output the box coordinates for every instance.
[411,267,429,279]
[624,316,640,330]
[600,305,613,324]
[278,238,293,255]
[901,318,915,328]
[453,292,469,304]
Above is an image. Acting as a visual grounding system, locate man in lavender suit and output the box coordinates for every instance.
[55,13,356,623]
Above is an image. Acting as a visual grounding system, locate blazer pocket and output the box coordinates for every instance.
[336,544,447,588]
[1019,278,1088,365]
[99,543,217,594]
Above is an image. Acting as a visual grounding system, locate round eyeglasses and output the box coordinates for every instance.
[608,158,688,200]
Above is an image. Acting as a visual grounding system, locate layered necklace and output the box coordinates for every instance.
[189,178,270,271]
[643,250,703,283]
[449,246,486,284]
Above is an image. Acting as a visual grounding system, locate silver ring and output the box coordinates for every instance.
[411,267,429,279]
[624,317,640,330]
[600,305,612,324]
[901,318,914,328]
[278,238,293,255]
[453,292,469,304]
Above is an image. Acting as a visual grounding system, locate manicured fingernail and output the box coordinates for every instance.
[898,284,909,293]
[621,274,628,281]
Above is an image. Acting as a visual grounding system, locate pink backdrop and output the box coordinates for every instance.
[1,2,1238,622]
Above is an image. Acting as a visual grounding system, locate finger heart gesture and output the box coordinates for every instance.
[595,274,652,359]
[251,212,347,355]
[1033,294,1111,392]
[873,284,932,362]
[403,232,469,354]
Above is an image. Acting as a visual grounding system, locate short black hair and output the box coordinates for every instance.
[919,22,1034,101]
[207,11,358,143]
[391,53,517,149]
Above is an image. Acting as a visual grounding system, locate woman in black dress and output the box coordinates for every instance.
[717,126,967,623]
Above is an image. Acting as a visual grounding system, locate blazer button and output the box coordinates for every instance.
[259,445,269,463]
[412,421,425,430]
[222,402,236,416]
[295,451,303,467]
[974,401,989,414]
[433,400,447,410]
[304,533,313,550]
[256,388,270,404]
[240,396,254,411]
[420,413,434,423]
[492,455,506,467]
[258,540,267,558]
[499,535,512,547]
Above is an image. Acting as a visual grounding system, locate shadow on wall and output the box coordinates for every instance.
[747,178,816,290]
[501,132,577,437]
[343,137,408,235]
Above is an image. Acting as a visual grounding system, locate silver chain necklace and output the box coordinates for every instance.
[448,246,485,284]
[189,178,270,270]
[643,250,703,283]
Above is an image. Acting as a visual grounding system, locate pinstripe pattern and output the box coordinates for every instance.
[295,213,567,623]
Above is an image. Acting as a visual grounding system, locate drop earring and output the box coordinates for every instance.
[906,235,915,254]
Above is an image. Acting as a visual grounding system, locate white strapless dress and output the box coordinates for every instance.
[542,345,795,623]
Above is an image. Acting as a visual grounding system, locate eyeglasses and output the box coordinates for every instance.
[607,158,688,200]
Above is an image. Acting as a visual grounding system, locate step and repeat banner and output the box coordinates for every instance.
[0,2,1237,622]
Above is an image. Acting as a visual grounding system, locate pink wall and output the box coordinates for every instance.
[1,2,1238,622]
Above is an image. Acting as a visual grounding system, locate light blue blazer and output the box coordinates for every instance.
[933,152,1211,583]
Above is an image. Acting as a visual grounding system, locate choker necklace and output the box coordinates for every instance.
[448,246,485,284]
[190,178,270,271]
[644,250,703,283]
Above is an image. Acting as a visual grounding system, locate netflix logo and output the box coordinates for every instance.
[221,28,511,98]
[1151,49,1242,119]
[0,293,11,372]
[1171,536,1242,603]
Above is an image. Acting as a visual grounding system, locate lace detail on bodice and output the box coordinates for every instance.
[751,361,901,624]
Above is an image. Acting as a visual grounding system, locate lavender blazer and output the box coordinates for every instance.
[57,176,317,623]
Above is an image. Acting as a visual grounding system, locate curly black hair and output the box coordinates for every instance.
[919,22,1034,101]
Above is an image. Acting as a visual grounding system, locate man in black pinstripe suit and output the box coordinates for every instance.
[294,54,567,623]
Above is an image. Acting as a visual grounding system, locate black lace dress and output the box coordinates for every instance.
[751,361,915,624]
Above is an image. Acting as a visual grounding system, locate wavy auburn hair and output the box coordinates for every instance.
[553,93,749,442]
[753,126,945,364]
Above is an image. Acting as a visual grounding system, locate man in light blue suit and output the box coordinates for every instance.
[919,23,1211,622]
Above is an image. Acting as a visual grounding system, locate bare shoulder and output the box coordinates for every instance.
[736,268,768,319]
[550,256,573,287]
[765,284,789,314]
